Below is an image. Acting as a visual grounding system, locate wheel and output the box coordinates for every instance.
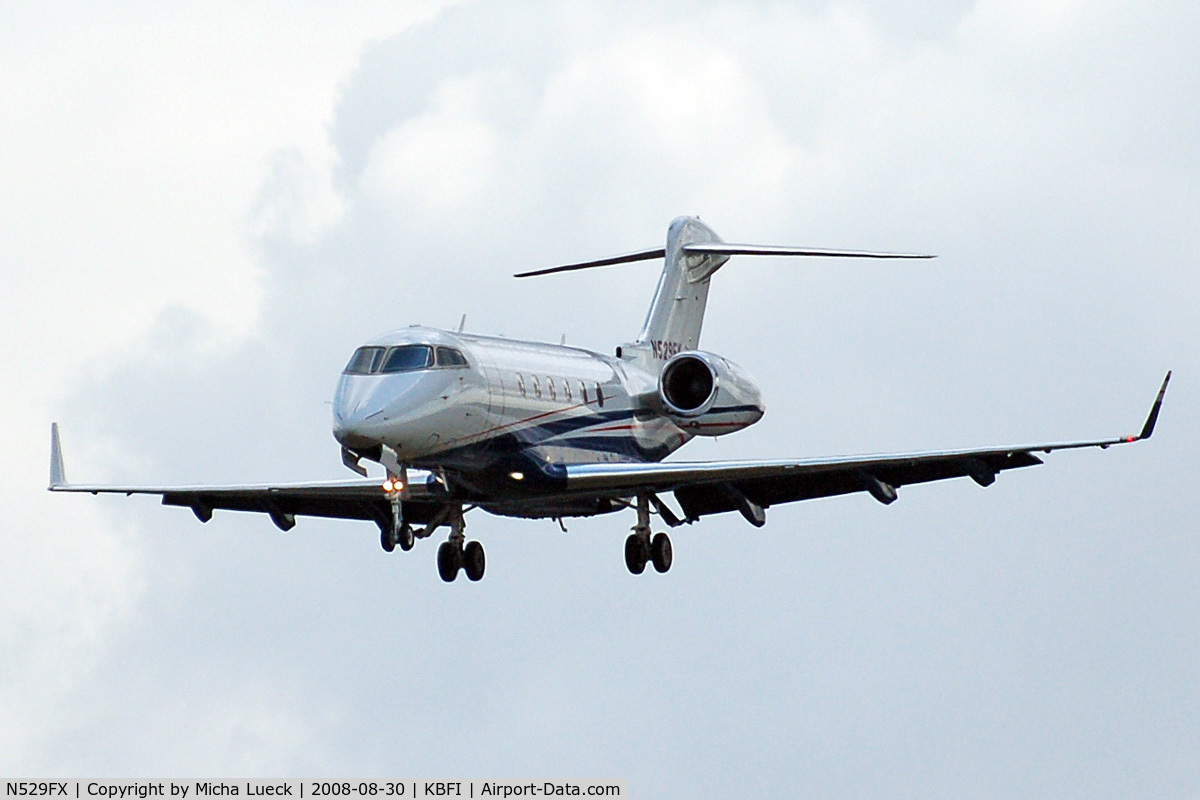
[625,533,649,575]
[651,532,672,573]
[463,540,486,581]
[437,540,462,582]
[381,525,397,553]
[398,524,415,551]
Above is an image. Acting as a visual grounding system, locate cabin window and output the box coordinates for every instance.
[580,381,589,404]
[596,384,605,407]
[564,379,572,401]
[517,374,526,396]
[435,346,469,368]
[380,344,433,373]
[533,375,542,398]
[548,377,556,401]
[344,346,386,375]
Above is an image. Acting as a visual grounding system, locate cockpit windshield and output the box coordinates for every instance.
[380,345,433,373]
[344,346,386,375]
[344,344,468,375]
[436,346,469,367]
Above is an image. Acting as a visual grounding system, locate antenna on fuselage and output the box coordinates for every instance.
[456,314,466,333]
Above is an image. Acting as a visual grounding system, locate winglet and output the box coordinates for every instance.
[50,423,67,489]
[1138,371,1172,441]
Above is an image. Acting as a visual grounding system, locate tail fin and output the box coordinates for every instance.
[515,215,934,356]
[636,216,727,356]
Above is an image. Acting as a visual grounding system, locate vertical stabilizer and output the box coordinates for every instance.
[636,217,729,358]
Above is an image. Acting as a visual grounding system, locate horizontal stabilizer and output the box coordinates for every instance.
[681,243,935,260]
[515,240,934,278]
[514,247,666,278]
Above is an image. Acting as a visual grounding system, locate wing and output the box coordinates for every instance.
[562,372,1172,526]
[47,425,445,530]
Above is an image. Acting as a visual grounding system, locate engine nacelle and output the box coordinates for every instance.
[658,351,764,436]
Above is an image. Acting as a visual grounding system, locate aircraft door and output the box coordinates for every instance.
[473,346,506,449]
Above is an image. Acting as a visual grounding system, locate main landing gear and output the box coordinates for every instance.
[436,506,482,582]
[436,505,484,583]
[439,538,485,582]
[625,495,672,575]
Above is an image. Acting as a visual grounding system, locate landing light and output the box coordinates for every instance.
[382,479,405,492]
[509,471,525,481]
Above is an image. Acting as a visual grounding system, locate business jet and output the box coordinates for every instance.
[50,216,1170,582]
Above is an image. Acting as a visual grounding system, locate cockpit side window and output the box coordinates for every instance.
[380,344,433,373]
[435,346,469,368]
[344,346,386,374]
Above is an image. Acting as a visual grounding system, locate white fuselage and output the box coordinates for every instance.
[332,325,764,475]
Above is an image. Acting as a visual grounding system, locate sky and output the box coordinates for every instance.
[2,0,1198,795]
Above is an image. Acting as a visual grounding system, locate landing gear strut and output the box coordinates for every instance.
[625,495,672,575]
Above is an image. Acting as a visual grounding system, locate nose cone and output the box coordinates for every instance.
[331,370,444,451]
[332,408,383,450]
[332,374,391,449]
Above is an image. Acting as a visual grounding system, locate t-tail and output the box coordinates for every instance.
[637,217,726,358]
[514,215,935,356]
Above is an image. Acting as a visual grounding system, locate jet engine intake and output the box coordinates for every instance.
[658,351,764,436]
[661,354,716,415]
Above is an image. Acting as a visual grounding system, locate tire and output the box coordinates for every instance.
[398,524,415,551]
[463,540,486,581]
[625,534,648,575]
[651,532,672,573]
[437,541,462,582]
[381,525,397,553]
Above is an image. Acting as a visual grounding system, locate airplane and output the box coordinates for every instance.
[50,216,1171,583]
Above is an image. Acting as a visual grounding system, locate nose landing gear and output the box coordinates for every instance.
[380,521,416,552]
